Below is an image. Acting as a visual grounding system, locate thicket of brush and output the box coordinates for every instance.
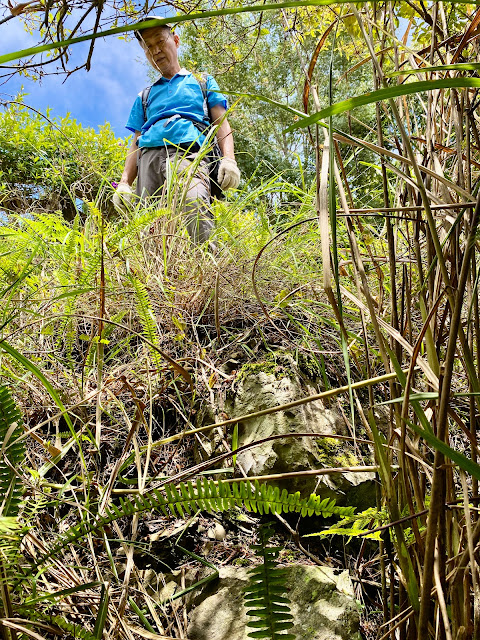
[2,2,480,639]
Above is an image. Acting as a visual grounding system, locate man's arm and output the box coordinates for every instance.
[112,131,140,212]
[210,105,235,159]
[210,104,240,190]
[119,131,141,185]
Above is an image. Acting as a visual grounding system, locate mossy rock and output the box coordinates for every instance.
[231,359,375,507]
[197,354,376,509]
[186,565,362,640]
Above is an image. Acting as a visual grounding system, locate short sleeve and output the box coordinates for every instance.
[206,75,228,111]
[126,95,145,133]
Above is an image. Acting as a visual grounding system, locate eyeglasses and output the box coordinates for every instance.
[142,34,171,49]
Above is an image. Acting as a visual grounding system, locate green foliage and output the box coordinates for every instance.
[0,516,23,567]
[93,582,110,640]
[179,12,379,196]
[0,101,124,219]
[31,613,100,640]
[286,78,480,132]
[129,274,163,370]
[37,479,354,566]
[304,507,387,540]
[245,524,295,640]
[0,384,25,518]
[4,4,480,638]
[0,2,364,66]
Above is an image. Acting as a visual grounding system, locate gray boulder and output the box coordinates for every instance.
[186,564,361,640]
[198,356,375,507]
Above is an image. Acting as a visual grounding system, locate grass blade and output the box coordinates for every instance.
[285,78,480,131]
[0,340,73,432]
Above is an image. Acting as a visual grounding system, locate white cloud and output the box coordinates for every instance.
[0,18,37,52]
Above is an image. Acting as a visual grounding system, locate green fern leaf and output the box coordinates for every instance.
[58,248,103,358]
[33,479,355,568]
[28,612,99,640]
[304,506,385,541]
[245,524,295,640]
[0,385,25,518]
[109,207,166,249]
[0,516,22,567]
[129,275,162,370]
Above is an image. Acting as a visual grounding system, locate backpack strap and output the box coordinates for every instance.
[193,71,210,122]
[141,73,211,128]
[141,85,152,122]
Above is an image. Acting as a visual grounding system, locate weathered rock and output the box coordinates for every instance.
[207,522,226,541]
[198,355,375,507]
[186,565,361,640]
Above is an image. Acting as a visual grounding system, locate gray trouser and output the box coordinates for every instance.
[136,146,213,244]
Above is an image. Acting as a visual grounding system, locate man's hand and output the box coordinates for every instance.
[113,183,134,213]
[218,158,240,191]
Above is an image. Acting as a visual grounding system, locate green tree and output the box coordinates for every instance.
[0,100,125,219]
[178,11,381,202]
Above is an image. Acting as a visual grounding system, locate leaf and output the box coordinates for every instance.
[0,385,26,518]
[408,420,480,482]
[24,582,103,606]
[35,480,354,566]
[232,423,239,467]
[377,392,439,405]
[285,78,480,132]
[387,62,480,78]
[93,582,109,640]
[0,341,74,432]
[245,524,295,640]
[53,287,94,301]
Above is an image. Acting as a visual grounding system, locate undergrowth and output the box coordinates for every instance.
[2,4,480,638]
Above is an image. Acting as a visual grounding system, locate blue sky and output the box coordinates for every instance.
[0,17,153,139]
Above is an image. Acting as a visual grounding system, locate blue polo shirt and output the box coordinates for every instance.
[126,69,227,148]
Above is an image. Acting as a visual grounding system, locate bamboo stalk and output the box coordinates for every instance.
[419,191,480,637]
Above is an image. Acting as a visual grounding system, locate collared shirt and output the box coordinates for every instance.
[126,68,227,148]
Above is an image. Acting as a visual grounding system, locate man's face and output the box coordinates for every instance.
[140,27,180,77]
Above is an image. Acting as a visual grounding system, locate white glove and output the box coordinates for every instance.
[218,158,240,190]
[112,183,134,213]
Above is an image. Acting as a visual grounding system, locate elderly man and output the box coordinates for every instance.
[113,18,240,244]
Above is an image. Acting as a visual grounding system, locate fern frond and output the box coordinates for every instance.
[0,516,22,567]
[34,479,354,567]
[62,214,81,264]
[0,227,38,292]
[129,275,162,370]
[58,248,103,357]
[109,207,166,249]
[245,524,295,640]
[304,506,386,541]
[0,385,25,518]
[24,612,98,640]
[22,212,71,244]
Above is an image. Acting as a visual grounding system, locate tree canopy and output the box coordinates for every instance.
[0,101,124,218]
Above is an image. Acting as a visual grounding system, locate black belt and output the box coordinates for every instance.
[139,142,201,155]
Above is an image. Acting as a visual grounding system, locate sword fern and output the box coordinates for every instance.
[0,384,25,518]
[129,274,162,370]
[35,479,354,568]
[245,524,295,640]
